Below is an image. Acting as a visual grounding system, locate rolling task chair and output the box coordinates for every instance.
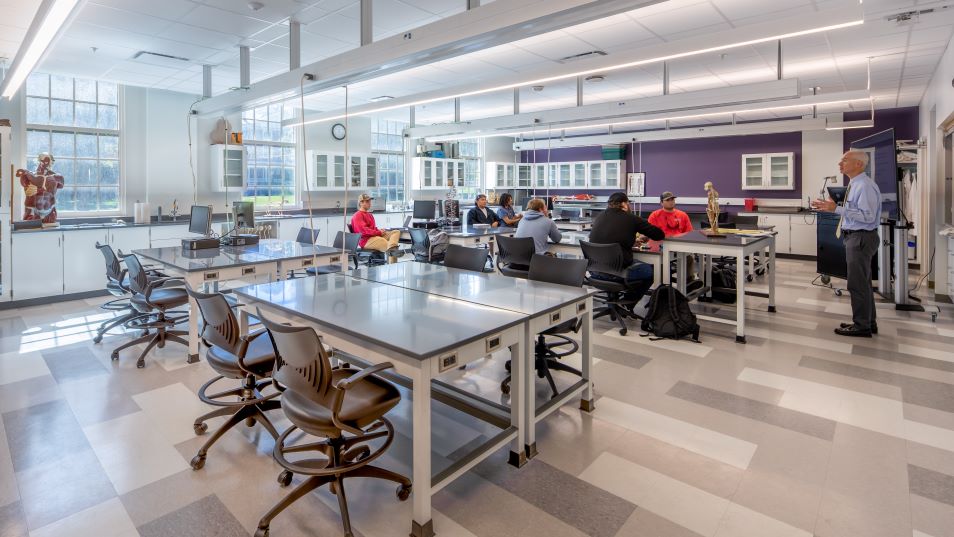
[443,244,490,272]
[110,253,189,368]
[295,226,320,245]
[580,241,640,336]
[186,288,281,470]
[501,255,588,397]
[311,231,362,275]
[254,311,411,537]
[408,227,445,264]
[93,242,144,344]
[494,235,535,278]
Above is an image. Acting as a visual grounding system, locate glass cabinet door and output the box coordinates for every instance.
[457,162,465,187]
[548,164,559,187]
[744,155,763,188]
[559,164,571,187]
[588,162,602,187]
[604,162,619,187]
[365,156,377,187]
[333,155,345,187]
[496,164,505,188]
[315,154,328,188]
[435,161,444,188]
[351,156,361,187]
[535,164,547,187]
[769,155,789,187]
[517,164,531,187]
[573,163,586,187]
[423,159,432,187]
[446,161,456,188]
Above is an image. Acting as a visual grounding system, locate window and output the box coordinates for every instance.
[371,118,407,204]
[241,104,297,207]
[458,138,482,198]
[25,73,120,213]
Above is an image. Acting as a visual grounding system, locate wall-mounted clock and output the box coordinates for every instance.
[331,123,346,140]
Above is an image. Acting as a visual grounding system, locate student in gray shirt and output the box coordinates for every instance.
[515,198,562,254]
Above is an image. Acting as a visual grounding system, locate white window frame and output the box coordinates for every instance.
[241,105,299,209]
[371,118,408,204]
[22,74,124,217]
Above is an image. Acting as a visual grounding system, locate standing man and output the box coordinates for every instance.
[589,192,665,307]
[351,194,401,252]
[466,194,501,227]
[811,151,882,337]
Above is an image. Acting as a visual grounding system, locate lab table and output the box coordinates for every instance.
[547,232,664,287]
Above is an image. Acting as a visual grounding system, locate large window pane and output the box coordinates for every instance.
[75,79,96,102]
[26,130,50,157]
[26,74,48,97]
[74,188,97,211]
[74,160,97,185]
[52,132,74,157]
[97,105,118,130]
[100,160,119,185]
[26,98,49,124]
[98,82,117,105]
[76,134,97,158]
[75,103,96,128]
[50,75,72,100]
[57,187,77,212]
[100,188,119,210]
[55,159,74,184]
[99,135,119,159]
[50,99,73,126]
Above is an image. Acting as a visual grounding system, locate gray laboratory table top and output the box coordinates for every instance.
[443,226,516,238]
[134,240,342,272]
[233,274,526,361]
[663,230,772,247]
[347,262,592,317]
[555,232,663,255]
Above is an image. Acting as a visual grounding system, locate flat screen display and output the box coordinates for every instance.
[849,128,899,221]
[188,205,212,235]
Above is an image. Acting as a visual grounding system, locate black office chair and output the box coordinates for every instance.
[187,287,280,470]
[494,235,535,278]
[295,226,320,244]
[408,228,444,264]
[312,231,361,275]
[580,241,638,336]
[443,244,489,272]
[93,242,138,343]
[501,255,588,397]
[254,311,411,537]
[111,253,189,368]
[346,223,389,266]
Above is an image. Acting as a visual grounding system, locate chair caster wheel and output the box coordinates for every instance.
[397,484,412,501]
[193,422,208,435]
[504,361,511,372]
[136,359,145,369]
[111,351,119,361]
[500,382,511,395]
[619,328,627,336]
[190,455,205,470]
[245,417,256,427]
[277,470,293,487]
[158,341,165,349]
[835,289,843,297]
[254,527,269,537]
[93,334,103,344]
[746,275,753,282]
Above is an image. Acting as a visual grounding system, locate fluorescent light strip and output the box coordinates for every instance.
[295,18,864,127]
[425,97,873,141]
[1,0,83,99]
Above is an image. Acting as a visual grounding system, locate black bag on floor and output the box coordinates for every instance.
[640,285,700,342]
[711,266,737,304]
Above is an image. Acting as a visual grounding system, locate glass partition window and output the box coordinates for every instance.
[371,118,407,203]
[25,73,121,213]
[242,104,297,207]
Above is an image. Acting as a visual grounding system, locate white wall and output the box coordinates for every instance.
[800,113,843,203]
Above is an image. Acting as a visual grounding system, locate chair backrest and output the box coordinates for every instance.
[579,241,627,275]
[528,254,587,287]
[296,227,320,244]
[443,244,488,272]
[495,235,535,268]
[96,242,123,282]
[733,215,759,229]
[403,215,412,228]
[186,287,244,356]
[121,253,150,295]
[408,228,431,257]
[347,223,355,233]
[258,309,338,411]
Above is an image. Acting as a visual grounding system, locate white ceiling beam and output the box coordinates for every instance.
[291,4,863,127]
[193,0,665,116]
[408,79,801,138]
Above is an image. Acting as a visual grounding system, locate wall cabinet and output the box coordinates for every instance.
[412,157,466,190]
[211,145,245,192]
[742,153,794,190]
[306,151,378,191]
[488,160,623,190]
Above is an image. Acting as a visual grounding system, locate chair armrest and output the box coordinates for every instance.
[335,362,395,391]
[235,328,271,372]
[143,276,185,300]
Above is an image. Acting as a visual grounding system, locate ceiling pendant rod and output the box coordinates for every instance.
[454,97,461,122]
[360,0,373,46]
[663,61,670,130]
[777,40,783,80]
[513,88,520,115]
[576,76,583,107]
[239,45,250,89]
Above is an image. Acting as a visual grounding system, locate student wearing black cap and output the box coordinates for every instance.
[589,192,665,306]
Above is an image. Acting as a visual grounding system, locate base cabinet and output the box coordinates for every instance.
[740,212,820,256]
[12,233,65,300]
[64,229,110,294]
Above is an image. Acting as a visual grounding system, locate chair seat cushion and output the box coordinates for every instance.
[206,333,276,378]
[131,288,188,310]
[280,368,400,436]
[585,273,628,292]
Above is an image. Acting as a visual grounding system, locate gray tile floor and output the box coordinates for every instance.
[0,258,953,537]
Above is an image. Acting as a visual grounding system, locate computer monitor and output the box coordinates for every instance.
[413,200,436,220]
[232,201,254,229]
[827,186,848,205]
[188,205,212,236]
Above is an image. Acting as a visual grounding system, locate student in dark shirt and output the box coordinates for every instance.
[588,192,665,306]
[466,194,501,227]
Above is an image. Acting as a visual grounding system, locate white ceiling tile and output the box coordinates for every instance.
[74,3,174,36]
[304,8,360,45]
[512,31,606,62]
[372,0,434,31]
[634,2,727,39]
[180,5,274,38]
[91,0,198,20]
[190,0,306,24]
[156,22,242,50]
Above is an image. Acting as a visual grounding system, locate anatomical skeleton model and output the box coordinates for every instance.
[16,152,64,224]
[703,181,722,236]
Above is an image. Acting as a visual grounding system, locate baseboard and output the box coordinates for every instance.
[777,253,816,261]
[0,289,109,310]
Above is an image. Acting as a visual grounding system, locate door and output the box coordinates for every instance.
[559,164,571,187]
[789,219,816,256]
[517,164,531,188]
[534,164,547,188]
[588,162,602,188]
[447,161,457,188]
[423,159,433,188]
[548,164,559,187]
[742,154,764,189]
[573,162,586,188]
[435,161,445,189]
[350,156,361,188]
[12,232,64,299]
[457,162,465,187]
[65,229,110,294]
[768,154,792,188]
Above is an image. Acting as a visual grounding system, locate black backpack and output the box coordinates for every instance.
[710,266,737,304]
[640,285,700,342]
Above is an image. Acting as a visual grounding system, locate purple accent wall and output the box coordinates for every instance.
[842,106,919,152]
[522,132,802,199]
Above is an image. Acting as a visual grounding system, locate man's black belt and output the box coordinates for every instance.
[842,229,877,235]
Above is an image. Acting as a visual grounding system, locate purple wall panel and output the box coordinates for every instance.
[843,106,919,152]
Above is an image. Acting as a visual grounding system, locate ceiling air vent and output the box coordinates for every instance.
[886,5,951,24]
[132,51,191,68]
[558,50,607,63]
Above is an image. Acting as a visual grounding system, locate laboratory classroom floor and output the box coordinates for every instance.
[1,257,953,537]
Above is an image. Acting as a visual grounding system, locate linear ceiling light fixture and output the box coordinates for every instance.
[425,97,873,142]
[294,16,863,127]
[0,0,86,99]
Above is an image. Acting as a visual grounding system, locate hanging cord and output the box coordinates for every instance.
[186,97,203,207]
[545,124,552,215]
[299,74,319,272]
[342,84,350,264]
[909,245,935,299]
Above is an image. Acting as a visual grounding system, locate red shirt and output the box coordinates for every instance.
[350,210,382,247]
[648,208,693,237]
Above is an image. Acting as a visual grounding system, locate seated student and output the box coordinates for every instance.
[350,193,400,252]
[495,193,522,228]
[515,198,562,255]
[466,194,501,227]
[588,192,665,306]
[647,191,701,288]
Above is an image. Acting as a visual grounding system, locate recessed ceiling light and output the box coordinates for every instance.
[248,2,264,11]
[369,95,394,102]
[531,85,544,92]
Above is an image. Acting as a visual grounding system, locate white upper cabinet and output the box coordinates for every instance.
[741,153,795,190]
[413,157,467,190]
[211,145,245,191]
[306,151,377,191]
